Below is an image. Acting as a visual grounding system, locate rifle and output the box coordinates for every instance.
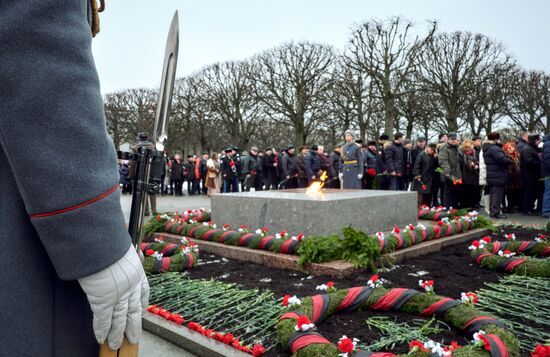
[106,11,179,357]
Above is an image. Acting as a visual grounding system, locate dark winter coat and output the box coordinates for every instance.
[542,134,550,177]
[460,148,479,186]
[171,159,185,180]
[0,1,132,355]
[304,151,322,178]
[438,143,462,182]
[281,152,298,177]
[365,150,377,170]
[185,161,197,180]
[413,151,435,193]
[483,141,513,186]
[520,143,541,183]
[221,155,238,180]
[385,141,404,174]
[375,143,387,173]
[328,151,341,178]
[506,156,522,191]
[118,164,131,184]
[262,154,279,180]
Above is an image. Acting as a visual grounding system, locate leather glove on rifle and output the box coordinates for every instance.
[78,246,149,350]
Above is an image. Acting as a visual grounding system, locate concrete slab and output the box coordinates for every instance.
[211,189,417,236]
[140,330,196,357]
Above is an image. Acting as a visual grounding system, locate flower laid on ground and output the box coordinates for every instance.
[202,221,216,229]
[424,340,450,356]
[145,249,155,256]
[294,315,315,331]
[450,341,462,351]
[419,280,435,294]
[461,292,479,305]
[437,220,445,226]
[498,249,516,258]
[223,223,231,231]
[376,232,385,241]
[276,229,289,239]
[180,237,189,245]
[417,223,426,230]
[367,274,382,288]
[316,281,335,293]
[282,294,301,307]
[149,251,163,260]
[505,233,516,241]
[154,236,165,243]
[255,227,269,236]
[392,226,401,235]
[291,233,305,241]
[337,336,359,357]
[238,224,248,233]
[481,236,491,244]
[407,224,415,231]
[409,340,430,353]
[531,344,550,357]
[473,330,491,351]
[535,234,547,243]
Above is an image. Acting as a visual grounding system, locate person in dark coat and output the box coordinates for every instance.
[520,134,542,215]
[171,154,185,196]
[281,145,299,189]
[402,139,414,191]
[200,153,209,195]
[516,132,529,153]
[385,132,404,190]
[483,132,514,218]
[328,145,342,189]
[502,142,522,213]
[413,143,437,206]
[246,147,263,191]
[296,146,310,188]
[438,132,462,209]
[541,134,550,217]
[221,147,239,192]
[411,137,426,168]
[0,1,149,355]
[376,134,390,190]
[304,144,322,184]
[431,133,448,206]
[339,131,364,189]
[364,141,378,189]
[262,148,279,190]
[119,161,132,194]
[458,140,479,209]
[185,155,197,195]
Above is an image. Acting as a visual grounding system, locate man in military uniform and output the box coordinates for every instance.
[1,1,149,356]
[339,131,364,189]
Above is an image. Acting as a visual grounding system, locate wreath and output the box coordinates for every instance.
[140,238,199,273]
[470,236,550,277]
[417,206,448,221]
[276,281,519,357]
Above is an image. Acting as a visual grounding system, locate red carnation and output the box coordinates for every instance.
[450,341,462,350]
[437,220,444,226]
[160,311,172,320]
[223,223,231,229]
[478,334,491,351]
[156,214,161,221]
[472,240,481,248]
[326,281,334,288]
[187,322,199,331]
[504,249,512,255]
[370,274,379,283]
[296,315,312,330]
[232,339,242,349]
[213,332,225,342]
[279,229,288,236]
[229,161,236,167]
[203,329,213,337]
[337,337,355,353]
[296,233,305,241]
[282,294,290,307]
[421,184,427,191]
[240,345,252,353]
[532,345,550,357]
[393,226,401,234]
[145,249,155,256]
[434,226,440,233]
[409,340,429,352]
[240,224,247,229]
[465,292,479,304]
[261,227,268,233]
[481,236,492,244]
[223,333,235,344]
[251,344,266,356]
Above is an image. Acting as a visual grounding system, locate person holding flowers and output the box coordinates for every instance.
[459,140,480,208]
[413,143,437,206]
[438,132,463,209]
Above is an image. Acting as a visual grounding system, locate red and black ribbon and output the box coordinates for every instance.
[258,236,275,250]
[202,229,218,241]
[473,252,493,264]
[420,297,461,317]
[497,258,528,273]
[394,233,403,249]
[542,246,550,256]
[369,288,419,311]
[219,231,239,243]
[288,331,331,354]
[238,233,256,247]
[280,239,299,254]
[517,241,537,253]
[485,333,509,357]
[353,352,396,357]
[277,310,303,322]
[491,241,508,254]
[462,316,505,337]
[311,294,331,323]
[336,286,374,312]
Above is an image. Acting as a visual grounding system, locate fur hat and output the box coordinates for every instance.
[487,132,501,141]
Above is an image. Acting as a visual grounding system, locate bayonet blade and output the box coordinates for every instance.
[153,11,179,151]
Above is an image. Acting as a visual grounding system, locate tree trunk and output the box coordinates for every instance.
[384,96,396,135]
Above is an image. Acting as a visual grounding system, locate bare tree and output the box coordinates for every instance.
[201,60,265,149]
[104,91,134,149]
[507,70,550,132]
[254,41,335,146]
[345,17,436,135]
[418,31,513,132]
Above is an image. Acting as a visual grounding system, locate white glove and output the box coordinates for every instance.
[78,245,149,350]
[338,173,343,179]
[358,174,363,180]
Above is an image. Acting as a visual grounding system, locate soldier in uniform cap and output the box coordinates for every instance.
[339,131,364,189]
[221,147,239,192]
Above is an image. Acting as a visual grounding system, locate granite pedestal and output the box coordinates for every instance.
[211,189,417,236]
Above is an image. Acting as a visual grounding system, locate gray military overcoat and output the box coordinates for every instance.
[0,1,132,355]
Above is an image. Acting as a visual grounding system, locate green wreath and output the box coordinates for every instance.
[139,241,199,273]
[470,239,550,277]
[276,285,519,357]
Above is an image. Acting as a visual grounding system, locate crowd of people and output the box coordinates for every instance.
[119,131,550,219]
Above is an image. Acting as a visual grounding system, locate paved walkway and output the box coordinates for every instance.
[140,331,196,357]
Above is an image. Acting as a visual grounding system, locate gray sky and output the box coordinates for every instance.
[93,0,550,94]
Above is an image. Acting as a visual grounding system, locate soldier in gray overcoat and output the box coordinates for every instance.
[339,131,364,189]
[0,1,148,356]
